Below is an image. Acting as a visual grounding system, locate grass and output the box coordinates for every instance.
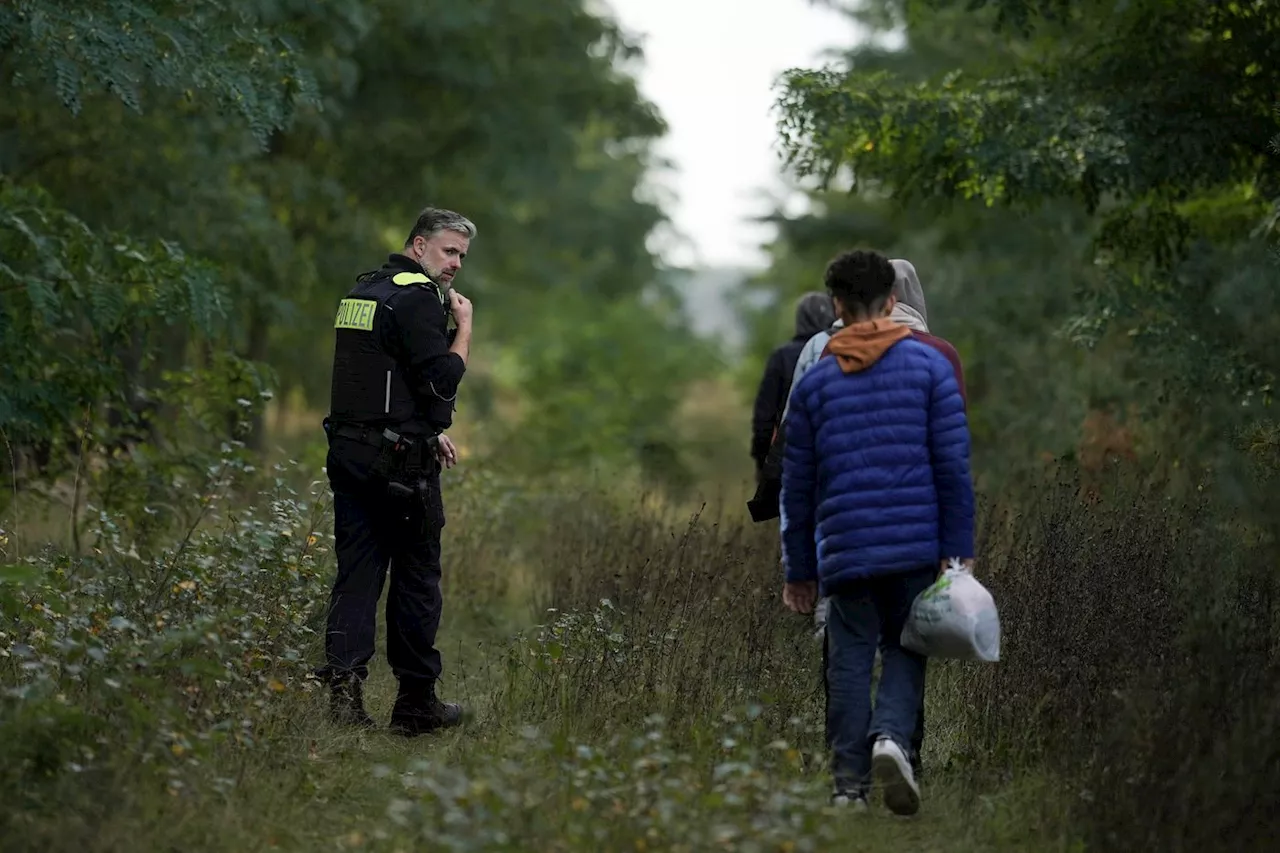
[3,454,1278,851]
[2,611,1080,853]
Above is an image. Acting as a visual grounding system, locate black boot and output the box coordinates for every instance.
[328,673,376,729]
[388,678,463,737]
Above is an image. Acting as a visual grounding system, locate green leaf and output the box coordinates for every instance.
[0,563,41,586]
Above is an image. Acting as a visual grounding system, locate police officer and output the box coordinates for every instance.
[317,207,475,736]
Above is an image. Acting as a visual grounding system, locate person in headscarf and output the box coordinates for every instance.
[749,291,836,480]
[881,260,966,395]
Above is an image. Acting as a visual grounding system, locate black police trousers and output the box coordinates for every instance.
[323,472,445,684]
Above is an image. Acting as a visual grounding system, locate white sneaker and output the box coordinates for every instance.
[831,790,869,812]
[871,736,920,816]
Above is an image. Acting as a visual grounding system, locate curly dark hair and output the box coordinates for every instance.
[824,249,896,316]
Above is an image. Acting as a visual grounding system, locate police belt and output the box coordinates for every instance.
[328,422,439,468]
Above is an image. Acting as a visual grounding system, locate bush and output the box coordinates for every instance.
[0,448,332,837]
[495,464,1280,851]
[929,465,1280,851]
[2,455,1278,851]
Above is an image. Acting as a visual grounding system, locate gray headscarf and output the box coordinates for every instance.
[794,291,836,339]
[889,259,929,333]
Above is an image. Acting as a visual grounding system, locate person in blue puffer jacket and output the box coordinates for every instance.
[781,248,975,816]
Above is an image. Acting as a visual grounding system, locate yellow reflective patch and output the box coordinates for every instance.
[392,272,431,286]
[334,298,377,331]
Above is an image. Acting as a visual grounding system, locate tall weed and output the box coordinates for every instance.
[496,465,1280,850]
[933,466,1280,850]
[2,454,1278,850]
[499,502,822,753]
[0,448,333,836]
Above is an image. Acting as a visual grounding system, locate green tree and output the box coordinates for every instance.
[0,0,319,141]
[737,2,1122,478]
[1,0,315,496]
[1,0,714,505]
[769,0,1280,478]
[0,183,237,452]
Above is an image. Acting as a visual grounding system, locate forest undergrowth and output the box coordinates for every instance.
[2,450,1277,852]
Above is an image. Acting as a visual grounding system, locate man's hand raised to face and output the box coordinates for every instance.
[446,290,473,365]
[449,290,472,327]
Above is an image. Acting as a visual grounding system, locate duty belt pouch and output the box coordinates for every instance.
[369,429,416,500]
[415,476,447,530]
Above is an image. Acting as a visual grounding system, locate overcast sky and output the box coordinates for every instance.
[603,0,864,270]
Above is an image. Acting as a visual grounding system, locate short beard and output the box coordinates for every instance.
[417,253,441,281]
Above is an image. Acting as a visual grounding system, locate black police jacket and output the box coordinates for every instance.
[327,253,464,437]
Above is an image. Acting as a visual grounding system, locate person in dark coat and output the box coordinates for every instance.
[750,292,836,480]
[317,206,474,737]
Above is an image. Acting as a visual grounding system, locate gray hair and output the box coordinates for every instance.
[405,207,477,245]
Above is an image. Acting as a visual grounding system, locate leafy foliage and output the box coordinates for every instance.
[0,453,330,810]
[491,288,716,488]
[0,0,319,143]
[779,1,1278,206]
[0,181,238,455]
[769,0,1280,477]
[0,0,718,493]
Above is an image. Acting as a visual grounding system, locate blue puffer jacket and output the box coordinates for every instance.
[781,319,974,593]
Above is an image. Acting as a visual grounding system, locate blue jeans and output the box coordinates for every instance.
[824,565,935,793]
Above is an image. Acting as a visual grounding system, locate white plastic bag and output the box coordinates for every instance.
[901,559,1001,662]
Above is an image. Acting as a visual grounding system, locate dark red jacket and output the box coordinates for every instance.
[910,330,968,410]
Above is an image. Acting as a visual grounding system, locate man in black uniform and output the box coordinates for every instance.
[317,207,475,736]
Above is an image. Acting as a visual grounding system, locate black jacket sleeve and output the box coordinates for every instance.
[385,288,466,408]
[751,348,787,464]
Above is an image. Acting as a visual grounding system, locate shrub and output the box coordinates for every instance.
[929,465,1280,851]
[3,456,1278,851]
[0,447,332,833]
